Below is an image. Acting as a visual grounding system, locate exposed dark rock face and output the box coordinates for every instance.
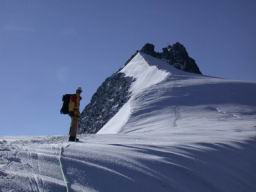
[79,72,135,134]
[141,42,202,74]
[141,43,161,58]
[141,43,156,56]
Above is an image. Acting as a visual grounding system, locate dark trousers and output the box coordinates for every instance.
[69,115,79,138]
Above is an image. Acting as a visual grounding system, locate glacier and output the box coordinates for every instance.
[1,52,256,192]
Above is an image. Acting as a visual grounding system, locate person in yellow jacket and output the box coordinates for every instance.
[69,87,82,142]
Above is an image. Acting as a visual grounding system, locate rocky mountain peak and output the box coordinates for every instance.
[141,42,202,74]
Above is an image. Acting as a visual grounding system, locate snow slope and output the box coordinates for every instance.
[1,52,256,192]
[99,53,256,142]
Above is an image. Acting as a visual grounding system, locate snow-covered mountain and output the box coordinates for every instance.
[79,42,202,134]
[1,43,256,192]
[80,42,256,139]
[98,52,256,139]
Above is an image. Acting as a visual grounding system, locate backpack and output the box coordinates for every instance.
[60,94,73,114]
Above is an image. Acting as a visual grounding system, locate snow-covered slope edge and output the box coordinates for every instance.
[79,72,134,134]
[98,52,170,134]
[99,52,256,144]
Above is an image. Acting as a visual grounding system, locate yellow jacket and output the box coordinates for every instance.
[68,94,81,116]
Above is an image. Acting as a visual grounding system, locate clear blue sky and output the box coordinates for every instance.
[0,0,255,136]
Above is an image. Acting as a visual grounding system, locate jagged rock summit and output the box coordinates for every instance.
[140,42,202,74]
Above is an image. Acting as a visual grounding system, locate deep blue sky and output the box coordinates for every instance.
[0,0,255,136]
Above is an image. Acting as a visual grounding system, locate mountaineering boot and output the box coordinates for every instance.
[69,136,79,142]
[69,136,76,142]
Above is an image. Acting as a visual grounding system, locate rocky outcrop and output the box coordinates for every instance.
[141,42,202,74]
[79,72,135,134]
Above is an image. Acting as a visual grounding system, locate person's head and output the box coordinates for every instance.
[76,87,82,94]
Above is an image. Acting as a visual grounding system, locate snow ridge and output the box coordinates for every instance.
[99,52,256,145]
[98,53,170,134]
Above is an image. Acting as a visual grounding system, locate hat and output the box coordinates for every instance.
[76,87,82,93]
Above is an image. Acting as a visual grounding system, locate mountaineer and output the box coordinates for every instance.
[60,87,82,142]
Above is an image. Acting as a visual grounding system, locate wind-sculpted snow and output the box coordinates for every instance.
[0,137,66,191]
[120,75,256,140]
[0,135,256,191]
